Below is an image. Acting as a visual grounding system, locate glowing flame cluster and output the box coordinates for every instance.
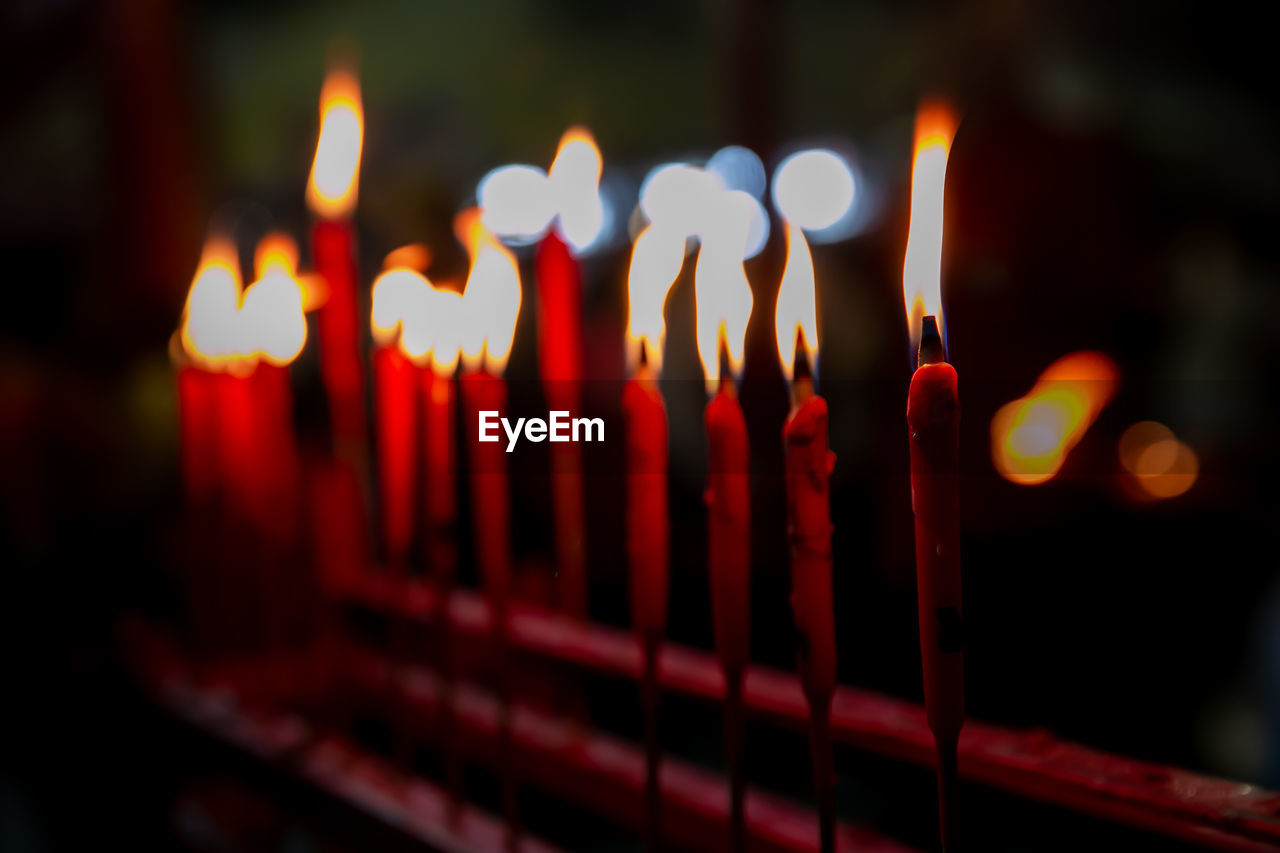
[1118,421,1199,500]
[371,266,464,373]
[903,103,957,352]
[307,68,364,220]
[478,127,606,251]
[456,208,522,374]
[181,234,309,370]
[991,352,1118,485]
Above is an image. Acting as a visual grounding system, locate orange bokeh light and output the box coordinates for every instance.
[991,351,1118,485]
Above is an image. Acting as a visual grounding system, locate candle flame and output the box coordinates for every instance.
[382,242,432,273]
[1118,421,1199,500]
[774,221,818,381]
[241,244,308,366]
[902,101,956,352]
[456,208,522,374]
[991,351,1118,485]
[307,68,363,220]
[181,236,244,369]
[626,224,685,375]
[548,126,604,251]
[694,190,756,391]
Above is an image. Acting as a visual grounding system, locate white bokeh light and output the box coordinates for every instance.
[707,145,767,200]
[477,164,555,239]
[772,149,857,233]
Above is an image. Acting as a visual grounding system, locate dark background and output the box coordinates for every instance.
[2,1,1278,850]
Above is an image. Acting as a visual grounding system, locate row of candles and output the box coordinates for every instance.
[173,64,960,852]
[172,64,1195,852]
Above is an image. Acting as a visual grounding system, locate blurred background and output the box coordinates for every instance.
[2,1,1278,850]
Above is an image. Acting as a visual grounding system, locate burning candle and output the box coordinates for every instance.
[902,102,963,852]
[623,222,683,848]
[307,65,367,460]
[776,219,837,853]
[694,189,758,852]
[535,128,603,619]
[370,267,428,573]
[457,208,523,845]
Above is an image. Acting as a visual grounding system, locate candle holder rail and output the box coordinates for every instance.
[339,573,1280,852]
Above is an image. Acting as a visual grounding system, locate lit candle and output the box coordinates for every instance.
[623,222,682,848]
[370,267,426,574]
[902,101,963,852]
[457,208,523,845]
[694,191,756,852]
[535,128,602,619]
[775,220,837,853]
[307,65,367,460]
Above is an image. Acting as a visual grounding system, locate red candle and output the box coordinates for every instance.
[536,229,588,618]
[307,67,367,457]
[456,209,523,845]
[373,344,419,570]
[422,363,458,576]
[908,318,962,848]
[776,221,835,853]
[705,367,751,853]
[175,361,221,505]
[903,102,963,851]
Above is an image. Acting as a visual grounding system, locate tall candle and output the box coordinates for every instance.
[776,218,835,853]
[704,346,751,853]
[902,102,963,851]
[422,364,458,576]
[908,317,963,849]
[307,67,367,458]
[782,341,837,853]
[373,344,419,571]
[536,228,588,618]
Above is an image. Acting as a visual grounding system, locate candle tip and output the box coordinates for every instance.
[638,338,649,368]
[918,315,944,367]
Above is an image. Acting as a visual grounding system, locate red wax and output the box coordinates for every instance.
[906,361,963,750]
[177,366,221,503]
[460,369,512,617]
[422,366,458,576]
[782,392,837,704]
[253,363,302,546]
[312,219,367,452]
[704,388,751,679]
[373,345,419,566]
[621,372,668,644]
[215,369,262,522]
[535,231,587,617]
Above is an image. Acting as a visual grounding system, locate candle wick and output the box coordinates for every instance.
[791,330,815,405]
[918,315,945,368]
[717,331,737,397]
[638,338,649,368]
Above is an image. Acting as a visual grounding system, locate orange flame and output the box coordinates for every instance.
[902,102,956,352]
[307,68,363,220]
[775,221,818,381]
[694,190,756,391]
[991,351,1119,485]
[456,208,522,374]
[625,224,685,375]
[181,236,244,369]
[1118,421,1199,499]
[383,243,432,273]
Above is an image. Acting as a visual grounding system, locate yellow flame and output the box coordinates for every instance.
[307,68,363,219]
[371,266,466,371]
[456,208,522,374]
[991,352,1118,485]
[694,190,755,390]
[548,126,604,250]
[1119,421,1199,499]
[253,232,299,280]
[775,221,818,381]
[181,236,244,368]
[626,224,685,375]
[903,102,956,351]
